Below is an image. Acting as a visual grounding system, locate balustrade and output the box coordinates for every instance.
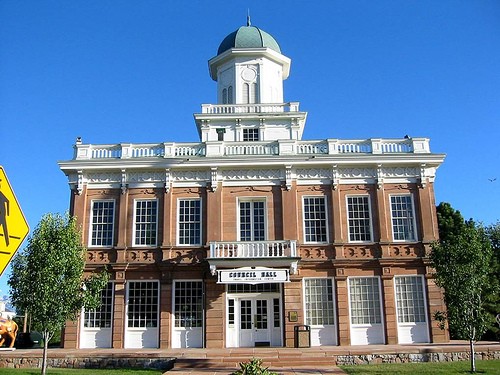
[209,241,297,259]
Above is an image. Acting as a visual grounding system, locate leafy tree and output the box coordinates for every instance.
[431,220,493,373]
[485,222,500,339]
[436,202,466,245]
[8,213,108,375]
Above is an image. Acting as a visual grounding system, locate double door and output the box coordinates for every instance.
[226,293,282,347]
[239,298,272,347]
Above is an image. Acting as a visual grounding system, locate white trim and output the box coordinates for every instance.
[345,194,373,243]
[394,275,430,343]
[302,195,329,244]
[389,194,418,242]
[124,280,160,349]
[88,199,116,248]
[132,198,159,247]
[176,197,202,246]
[237,196,268,241]
[302,277,337,346]
[171,279,204,348]
[347,276,385,345]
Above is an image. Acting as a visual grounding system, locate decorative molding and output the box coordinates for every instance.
[120,169,127,194]
[383,166,419,178]
[211,167,218,192]
[285,165,292,191]
[86,172,121,183]
[338,167,377,179]
[172,170,210,181]
[223,169,284,181]
[332,165,339,190]
[377,164,383,190]
[295,168,330,180]
[77,170,84,195]
[128,171,164,183]
[165,168,171,193]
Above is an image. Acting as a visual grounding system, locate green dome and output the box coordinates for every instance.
[217,25,281,55]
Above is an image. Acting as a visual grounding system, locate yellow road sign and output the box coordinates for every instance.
[0,166,29,276]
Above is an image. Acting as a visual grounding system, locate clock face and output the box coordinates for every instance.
[241,67,257,82]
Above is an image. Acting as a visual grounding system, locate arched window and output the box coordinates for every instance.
[242,83,250,104]
[227,86,233,104]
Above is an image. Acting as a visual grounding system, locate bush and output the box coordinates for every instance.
[232,358,278,375]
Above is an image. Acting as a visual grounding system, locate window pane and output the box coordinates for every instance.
[90,200,115,246]
[395,276,426,323]
[127,281,159,328]
[347,196,372,242]
[391,195,416,241]
[349,277,381,325]
[305,279,335,326]
[134,200,158,246]
[174,281,203,328]
[178,199,201,245]
[239,200,265,241]
[303,197,327,243]
[84,282,114,328]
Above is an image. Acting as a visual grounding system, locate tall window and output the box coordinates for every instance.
[239,200,265,241]
[242,128,259,142]
[303,196,328,243]
[228,86,233,104]
[395,276,427,323]
[134,199,158,246]
[347,196,372,242]
[304,279,335,326]
[178,199,201,245]
[390,195,416,241]
[90,200,115,247]
[84,282,114,328]
[349,277,382,325]
[174,281,203,328]
[127,281,159,328]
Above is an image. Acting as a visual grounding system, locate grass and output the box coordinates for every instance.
[339,359,500,374]
[0,369,163,375]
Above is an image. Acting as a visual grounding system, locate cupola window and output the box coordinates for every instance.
[243,128,259,142]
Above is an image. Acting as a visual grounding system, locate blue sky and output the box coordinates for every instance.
[1,1,499,297]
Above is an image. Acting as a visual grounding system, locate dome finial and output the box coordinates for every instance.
[247,9,251,26]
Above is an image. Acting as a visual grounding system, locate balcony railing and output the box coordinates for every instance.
[73,138,430,160]
[209,241,297,259]
[200,102,300,114]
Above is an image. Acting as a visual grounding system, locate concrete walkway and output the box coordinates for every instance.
[0,341,499,374]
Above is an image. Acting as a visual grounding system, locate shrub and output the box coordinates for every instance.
[232,358,278,375]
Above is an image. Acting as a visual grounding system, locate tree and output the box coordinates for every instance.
[8,213,108,375]
[431,220,493,373]
[485,222,500,339]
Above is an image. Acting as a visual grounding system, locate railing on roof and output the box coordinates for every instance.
[73,138,429,160]
[201,102,300,114]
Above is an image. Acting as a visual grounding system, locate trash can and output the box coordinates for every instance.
[294,325,310,348]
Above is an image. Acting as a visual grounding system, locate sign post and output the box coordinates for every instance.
[0,166,29,276]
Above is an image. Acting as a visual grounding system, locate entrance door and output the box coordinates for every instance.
[239,298,271,347]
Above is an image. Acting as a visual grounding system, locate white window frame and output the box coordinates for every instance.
[83,281,114,328]
[390,194,417,242]
[237,197,267,241]
[348,276,383,326]
[172,280,204,329]
[303,278,336,327]
[177,198,202,246]
[126,280,160,329]
[302,196,329,243]
[346,195,373,243]
[133,199,158,247]
[88,199,115,247]
[394,275,428,324]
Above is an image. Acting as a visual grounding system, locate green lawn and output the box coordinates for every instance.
[340,359,500,374]
[0,369,163,375]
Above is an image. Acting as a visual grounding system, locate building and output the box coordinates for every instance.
[58,21,447,349]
